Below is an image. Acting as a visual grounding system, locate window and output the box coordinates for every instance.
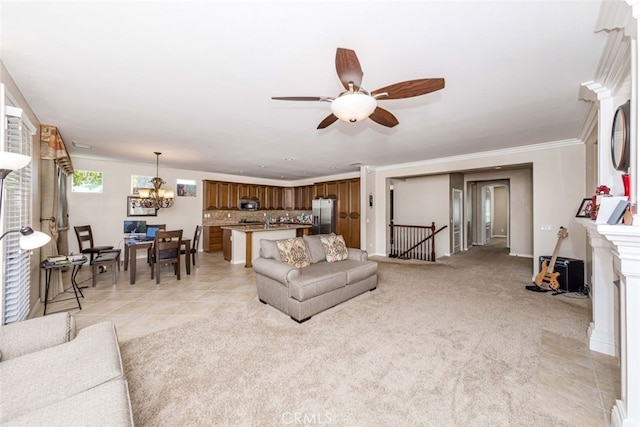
[72,170,103,193]
[1,88,36,324]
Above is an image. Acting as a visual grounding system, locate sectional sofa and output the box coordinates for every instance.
[0,312,133,426]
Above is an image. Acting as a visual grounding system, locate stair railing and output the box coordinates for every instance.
[388,222,448,261]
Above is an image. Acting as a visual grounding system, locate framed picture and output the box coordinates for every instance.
[575,198,592,218]
[127,196,157,217]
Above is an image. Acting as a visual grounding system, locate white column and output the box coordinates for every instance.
[599,224,640,427]
[627,0,640,223]
[585,225,617,355]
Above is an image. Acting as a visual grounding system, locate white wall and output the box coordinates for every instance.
[363,140,586,276]
[392,175,450,257]
[492,186,508,237]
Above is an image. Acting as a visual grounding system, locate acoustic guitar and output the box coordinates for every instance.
[533,226,568,291]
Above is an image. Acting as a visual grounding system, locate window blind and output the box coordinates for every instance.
[2,104,35,325]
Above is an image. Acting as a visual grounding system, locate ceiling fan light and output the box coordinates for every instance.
[331,93,377,123]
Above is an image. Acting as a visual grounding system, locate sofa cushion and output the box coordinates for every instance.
[0,321,125,423]
[260,239,282,262]
[320,234,348,262]
[338,259,379,284]
[288,262,347,301]
[277,237,311,268]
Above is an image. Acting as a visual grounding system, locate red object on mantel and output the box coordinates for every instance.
[622,174,631,199]
[622,174,632,224]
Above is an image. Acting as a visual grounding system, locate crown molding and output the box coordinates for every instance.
[372,139,582,173]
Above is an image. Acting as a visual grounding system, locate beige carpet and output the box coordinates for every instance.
[121,246,591,426]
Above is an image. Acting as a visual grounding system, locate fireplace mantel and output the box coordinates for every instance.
[576,218,640,426]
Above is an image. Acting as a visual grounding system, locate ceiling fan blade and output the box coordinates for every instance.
[272,96,330,102]
[371,78,445,100]
[335,48,363,92]
[369,107,399,128]
[317,114,339,129]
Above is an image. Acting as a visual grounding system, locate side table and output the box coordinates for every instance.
[40,257,87,315]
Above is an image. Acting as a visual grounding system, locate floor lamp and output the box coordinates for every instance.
[0,152,51,249]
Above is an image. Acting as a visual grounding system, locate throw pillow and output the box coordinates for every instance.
[303,234,334,264]
[276,237,311,268]
[260,239,282,261]
[320,234,348,262]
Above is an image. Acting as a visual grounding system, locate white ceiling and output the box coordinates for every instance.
[1,1,605,181]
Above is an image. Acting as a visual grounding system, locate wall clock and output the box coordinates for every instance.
[611,100,631,172]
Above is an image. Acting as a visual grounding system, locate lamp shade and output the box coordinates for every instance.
[0,152,31,171]
[330,93,377,123]
[18,227,51,250]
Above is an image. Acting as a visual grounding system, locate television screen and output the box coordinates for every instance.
[124,220,147,234]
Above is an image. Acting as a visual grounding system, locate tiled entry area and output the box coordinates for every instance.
[34,252,257,342]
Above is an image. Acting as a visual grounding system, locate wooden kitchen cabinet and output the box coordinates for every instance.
[203,180,219,210]
[229,183,240,209]
[284,187,295,210]
[239,184,250,199]
[218,182,232,209]
[203,225,223,252]
[314,183,326,199]
[325,181,338,199]
[336,178,360,248]
[273,187,285,209]
[222,228,232,260]
[257,186,268,209]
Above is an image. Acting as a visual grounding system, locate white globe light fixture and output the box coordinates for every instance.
[0,152,50,251]
[330,91,377,123]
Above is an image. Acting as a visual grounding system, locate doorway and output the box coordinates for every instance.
[468,180,510,249]
[452,188,463,253]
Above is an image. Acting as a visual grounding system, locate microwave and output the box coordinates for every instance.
[239,198,260,211]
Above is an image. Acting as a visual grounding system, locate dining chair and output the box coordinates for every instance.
[146,224,167,263]
[73,225,115,264]
[150,229,183,284]
[180,225,203,268]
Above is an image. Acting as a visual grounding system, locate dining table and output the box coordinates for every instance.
[124,239,191,285]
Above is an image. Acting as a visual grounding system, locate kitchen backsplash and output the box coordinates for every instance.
[203,209,312,226]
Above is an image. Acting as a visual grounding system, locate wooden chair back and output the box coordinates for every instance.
[151,229,183,284]
[74,225,95,252]
[74,225,114,263]
[181,225,203,268]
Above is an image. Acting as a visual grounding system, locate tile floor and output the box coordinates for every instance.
[37,251,620,426]
[36,251,257,342]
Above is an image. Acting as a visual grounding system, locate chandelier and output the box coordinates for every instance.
[135,152,174,209]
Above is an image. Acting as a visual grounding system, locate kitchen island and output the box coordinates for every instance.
[220,224,312,267]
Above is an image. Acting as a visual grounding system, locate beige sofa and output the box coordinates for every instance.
[253,234,378,322]
[0,312,133,426]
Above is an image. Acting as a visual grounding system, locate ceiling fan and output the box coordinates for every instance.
[272,48,445,129]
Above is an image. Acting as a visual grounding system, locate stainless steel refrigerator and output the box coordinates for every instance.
[312,198,336,234]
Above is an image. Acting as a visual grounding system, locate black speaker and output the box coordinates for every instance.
[538,256,585,293]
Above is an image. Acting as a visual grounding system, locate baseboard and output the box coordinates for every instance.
[611,399,627,427]
[509,252,533,258]
[588,322,616,356]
